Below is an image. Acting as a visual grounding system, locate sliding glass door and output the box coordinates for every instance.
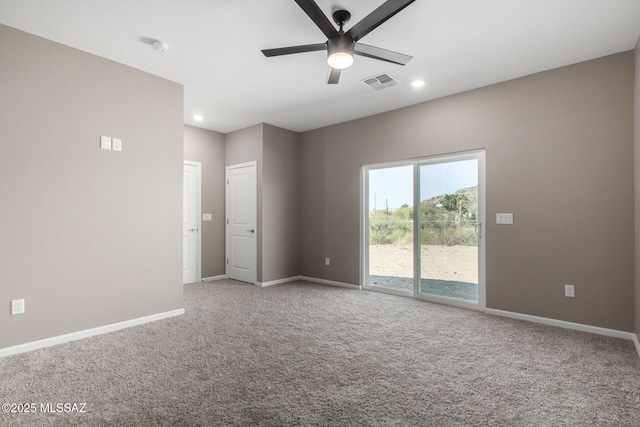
[418,158,479,302]
[364,151,484,307]
[367,165,414,294]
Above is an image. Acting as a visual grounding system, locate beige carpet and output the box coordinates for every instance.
[1,280,639,426]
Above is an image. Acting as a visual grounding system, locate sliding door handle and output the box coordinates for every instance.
[474,223,482,238]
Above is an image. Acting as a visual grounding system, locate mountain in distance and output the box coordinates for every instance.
[421,186,478,217]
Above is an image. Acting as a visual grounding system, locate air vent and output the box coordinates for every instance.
[362,73,398,90]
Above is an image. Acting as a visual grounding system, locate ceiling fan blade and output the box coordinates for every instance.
[354,43,412,65]
[327,67,341,84]
[345,0,415,42]
[295,0,339,39]
[262,43,327,57]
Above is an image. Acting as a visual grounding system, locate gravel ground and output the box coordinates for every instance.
[368,244,478,301]
[369,244,478,283]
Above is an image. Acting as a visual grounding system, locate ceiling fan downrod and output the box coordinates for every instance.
[332,10,351,33]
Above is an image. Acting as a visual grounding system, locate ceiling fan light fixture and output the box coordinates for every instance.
[327,36,355,70]
[327,50,354,69]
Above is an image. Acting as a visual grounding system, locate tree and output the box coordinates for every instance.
[440,193,469,224]
[440,194,468,214]
[396,203,413,220]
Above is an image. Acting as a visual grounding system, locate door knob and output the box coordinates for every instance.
[247,229,255,233]
[188,228,198,232]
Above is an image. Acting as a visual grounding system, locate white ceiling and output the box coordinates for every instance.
[1,0,639,133]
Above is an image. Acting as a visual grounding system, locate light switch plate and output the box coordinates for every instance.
[112,138,122,151]
[496,213,514,224]
[100,135,112,150]
[564,284,575,298]
[202,213,212,221]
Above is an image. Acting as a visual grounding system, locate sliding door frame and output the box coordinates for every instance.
[361,160,415,298]
[361,149,486,311]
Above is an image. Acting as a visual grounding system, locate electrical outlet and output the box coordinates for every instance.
[564,284,575,298]
[11,299,25,315]
[325,257,330,266]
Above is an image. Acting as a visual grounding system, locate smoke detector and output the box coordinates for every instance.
[151,40,169,52]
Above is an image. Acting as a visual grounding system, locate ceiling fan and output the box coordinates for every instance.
[261,0,415,84]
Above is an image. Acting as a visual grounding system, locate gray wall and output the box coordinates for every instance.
[225,124,264,282]
[0,24,184,349]
[262,124,299,282]
[184,125,226,279]
[299,52,635,332]
[224,123,300,284]
[635,38,640,340]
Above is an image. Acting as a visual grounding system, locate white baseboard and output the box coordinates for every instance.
[256,276,300,288]
[485,308,636,341]
[0,308,185,358]
[299,276,361,290]
[201,275,227,282]
[255,276,360,290]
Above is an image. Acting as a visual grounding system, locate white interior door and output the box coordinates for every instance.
[183,162,200,284]
[226,162,257,284]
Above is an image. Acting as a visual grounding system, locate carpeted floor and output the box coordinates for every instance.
[1,279,639,426]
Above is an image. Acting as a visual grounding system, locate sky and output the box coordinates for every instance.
[368,159,478,211]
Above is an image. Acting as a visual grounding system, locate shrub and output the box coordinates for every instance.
[369,191,478,247]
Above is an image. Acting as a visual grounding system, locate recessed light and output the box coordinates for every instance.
[411,79,426,88]
[193,114,204,121]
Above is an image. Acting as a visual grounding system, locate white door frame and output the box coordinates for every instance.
[361,149,486,311]
[184,161,202,284]
[225,161,258,284]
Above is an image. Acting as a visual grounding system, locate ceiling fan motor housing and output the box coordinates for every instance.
[327,35,355,56]
[327,35,355,69]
